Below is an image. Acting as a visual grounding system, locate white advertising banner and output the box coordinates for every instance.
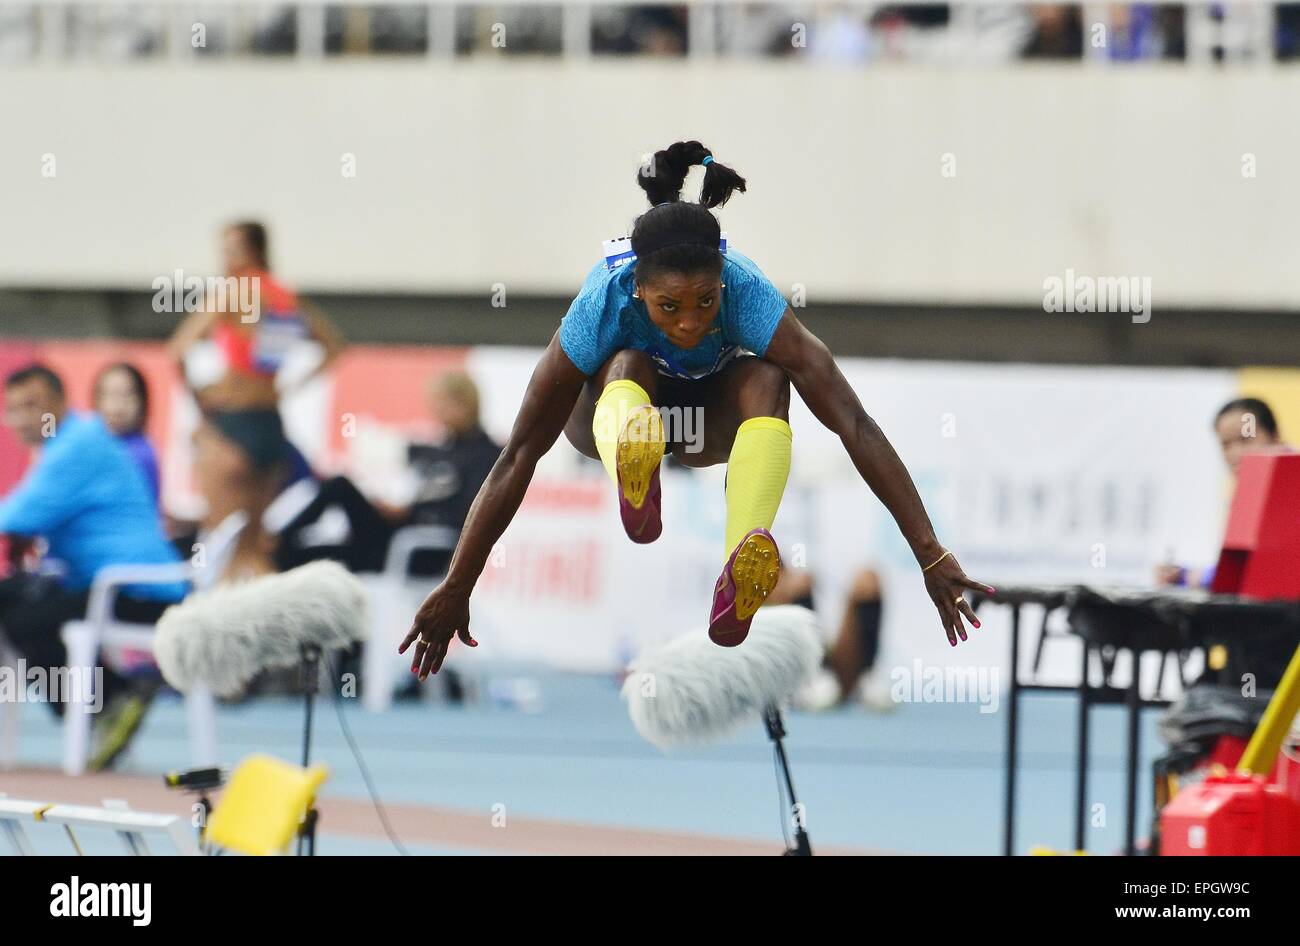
[461,348,1238,681]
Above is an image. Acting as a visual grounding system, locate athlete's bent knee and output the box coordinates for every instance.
[741,358,790,421]
[597,349,658,392]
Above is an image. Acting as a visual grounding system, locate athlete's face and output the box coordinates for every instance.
[222,227,258,277]
[1216,409,1279,474]
[637,267,724,350]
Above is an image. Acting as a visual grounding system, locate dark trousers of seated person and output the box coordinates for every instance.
[275,476,395,574]
[0,573,170,717]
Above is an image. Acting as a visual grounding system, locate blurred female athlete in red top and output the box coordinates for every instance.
[169,221,345,413]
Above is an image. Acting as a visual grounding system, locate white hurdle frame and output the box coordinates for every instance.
[0,794,201,856]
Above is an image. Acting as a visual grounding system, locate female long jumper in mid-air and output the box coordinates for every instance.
[401,139,992,679]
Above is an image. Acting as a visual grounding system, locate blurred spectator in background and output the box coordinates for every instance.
[774,566,893,712]
[1155,395,1297,701]
[181,405,316,560]
[181,407,393,584]
[1102,3,1186,61]
[329,5,432,55]
[368,369,502,704]
[168,220,345,414]
[1022,3,1084,59]
[594,5,688,55]
[385,371,503,577]
[185,410,295,583]
[822,569,891,710]
[801,6,872,62]
[1155,396,1284,589]
[870,2,949,59]
[94,362,160,506]
[1278,3,1300,59]
[0,364,186,768]
[1213,396,1284,476]
[174,407,390,697]
[875,3,951,29]
[269,473,395,574]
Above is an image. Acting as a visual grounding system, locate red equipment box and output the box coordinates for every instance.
[1211,451,1300,599]
[1161,772,1300,856]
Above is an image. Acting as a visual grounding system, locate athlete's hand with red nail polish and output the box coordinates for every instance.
[399,582,476,681]
[921,551,991,648]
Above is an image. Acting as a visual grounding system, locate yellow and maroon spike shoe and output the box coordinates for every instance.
[708,528,782,647]
[615,404,665,544]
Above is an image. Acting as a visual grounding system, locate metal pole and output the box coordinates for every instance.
[562,3,591,60]
[38,2,67,61]
[1003,603,1021,856]
[1124,652,1141,856]
[688,2,715,59]
[298,3,327,59]
[428,3,455,58]
[1074,640,1091,852]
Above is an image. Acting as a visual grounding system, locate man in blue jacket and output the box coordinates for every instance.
[0,364,187,769]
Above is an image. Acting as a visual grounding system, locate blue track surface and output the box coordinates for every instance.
[2,673,1162,855]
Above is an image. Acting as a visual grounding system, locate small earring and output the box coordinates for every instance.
[720,282,727,289]
[633,289,642,299]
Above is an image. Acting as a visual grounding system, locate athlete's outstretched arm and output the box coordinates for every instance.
[400,331,588,678]
[166,309,221,367]
[763,310,992,646]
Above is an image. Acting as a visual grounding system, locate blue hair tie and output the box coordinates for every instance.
[701,155,713,167]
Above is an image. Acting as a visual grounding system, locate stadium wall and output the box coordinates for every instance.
[2,61,1298,311]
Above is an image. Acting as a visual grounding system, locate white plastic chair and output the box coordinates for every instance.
[58,511,249,776]
[59,562,216,776]
[360,524,459,713]
[0,583,205,775]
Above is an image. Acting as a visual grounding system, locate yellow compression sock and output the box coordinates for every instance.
[592,378,653,484]
[724,416,793,558]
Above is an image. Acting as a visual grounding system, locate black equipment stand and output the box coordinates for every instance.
[297,642,323,857]
[162,765,226,851]
[763,706,813,856]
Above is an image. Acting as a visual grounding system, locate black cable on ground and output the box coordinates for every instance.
[328,653,410,856]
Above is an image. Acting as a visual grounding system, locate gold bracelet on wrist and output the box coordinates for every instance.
[922,549,952,573]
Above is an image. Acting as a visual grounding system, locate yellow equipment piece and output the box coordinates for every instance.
[1237,642,1300,776]
[205,754,329,856]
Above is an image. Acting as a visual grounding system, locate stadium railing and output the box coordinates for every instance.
[1,2,1285,67]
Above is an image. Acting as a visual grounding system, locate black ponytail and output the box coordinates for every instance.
[631,140,747,282]
[635,140,746,209]
[229,220,271,270]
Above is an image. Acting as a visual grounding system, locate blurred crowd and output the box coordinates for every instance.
[0,221,506,765]
[5,3,1300,63]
